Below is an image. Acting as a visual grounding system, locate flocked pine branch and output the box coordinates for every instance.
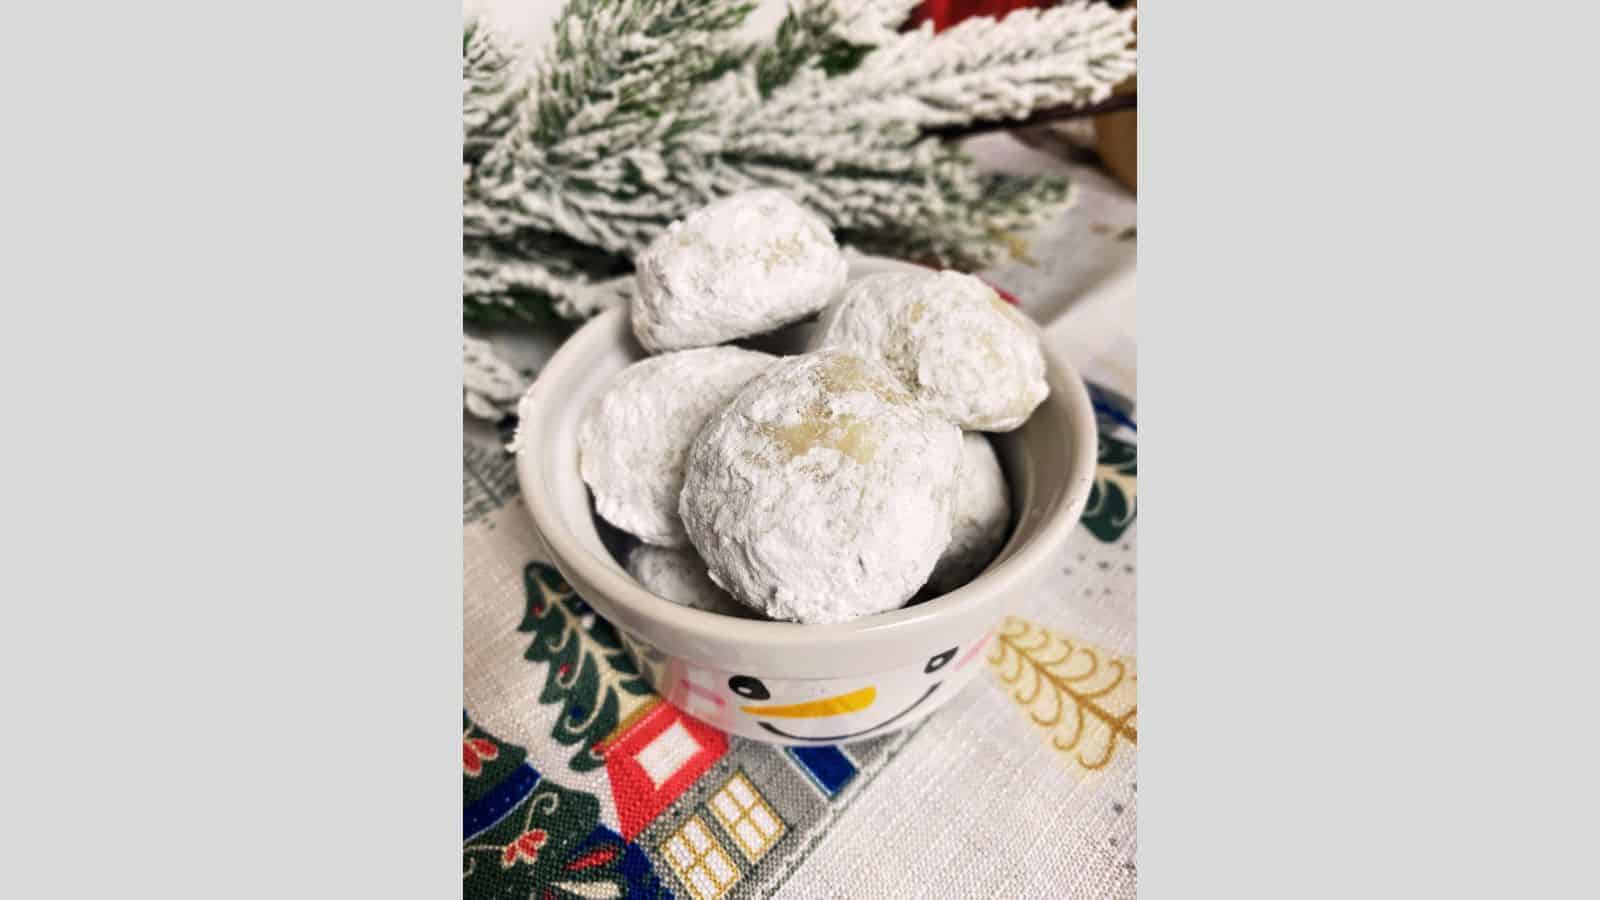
[769,3,1137,131]
[528,0,752,155]
[464,335,530,420]
[464,243,633,326]
[462,0,1136,358]
[656,3,1130,266]
[754,0,890,96]
[829,0,924,44]
[467,1,753,258]
[463,17,528,167]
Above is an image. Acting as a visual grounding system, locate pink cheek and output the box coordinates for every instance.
[682,680,726,708]
[953,635,991,671]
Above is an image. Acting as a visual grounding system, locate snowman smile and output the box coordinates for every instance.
[751,683,941,742]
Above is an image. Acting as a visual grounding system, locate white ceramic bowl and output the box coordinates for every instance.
[515,258,1098,745]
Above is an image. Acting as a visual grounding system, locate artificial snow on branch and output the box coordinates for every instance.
[780,3,1138,130]
[463,17,528,167]
[464,335,530,420]
[462,0,1135,417]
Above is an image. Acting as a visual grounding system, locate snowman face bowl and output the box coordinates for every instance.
[514,258,1099,745]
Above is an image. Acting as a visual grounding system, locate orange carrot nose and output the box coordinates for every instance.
[740,685,876,718]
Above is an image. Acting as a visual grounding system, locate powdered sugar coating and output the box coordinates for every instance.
[632,190,848,353]
[812,270,1049,431]
[578,347,775,547]
[680,349,963,624]
[626,544,755,618]
[925,433,1012,595]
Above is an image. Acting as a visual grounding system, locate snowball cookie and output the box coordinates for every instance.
[627,545,755,618]
[632,189,848,353]
[680,349,963,624]
[924,433,1012,595]
[812,270,1049,431]
[579,346,775,547]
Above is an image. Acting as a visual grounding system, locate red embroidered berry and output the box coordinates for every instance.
[462,737,499,776]
[501,829,549,867]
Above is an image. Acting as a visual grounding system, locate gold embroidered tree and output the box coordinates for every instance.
[988,616,1137,771]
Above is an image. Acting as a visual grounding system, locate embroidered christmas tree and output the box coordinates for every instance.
[517,563,655,773]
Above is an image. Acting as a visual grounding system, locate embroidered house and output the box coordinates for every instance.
[638,731,883,898]
[594,698,728,840]
[654,768,789,900]
[662,814,741,900]
[707,771,786,862]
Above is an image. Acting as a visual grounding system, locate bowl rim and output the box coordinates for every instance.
[515,267,1100,654]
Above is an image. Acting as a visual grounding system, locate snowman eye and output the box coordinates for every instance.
[728,675,770,700]
[925,648,957,673]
